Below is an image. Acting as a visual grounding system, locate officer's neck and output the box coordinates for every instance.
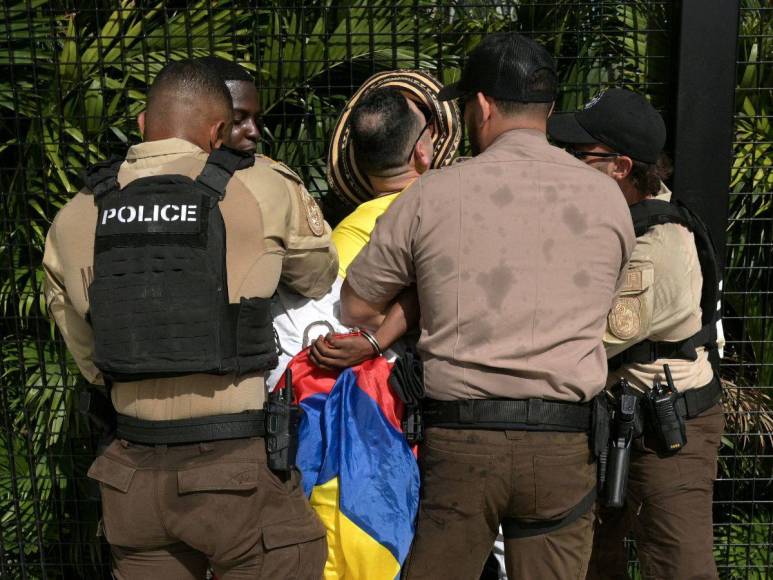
[143,128,211,153]
[368,169,421,199]
[621,180,650,207]
[478,116,547,153]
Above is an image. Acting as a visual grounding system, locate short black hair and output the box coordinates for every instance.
[492,68,557,117]
[146,59,232,118]
[350,87,423,176]
[196,56,255,84]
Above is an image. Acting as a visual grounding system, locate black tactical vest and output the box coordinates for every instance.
[608,198,721,372]
[84,148,278,382]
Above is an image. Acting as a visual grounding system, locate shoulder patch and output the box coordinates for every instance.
[270,161,304,184]
[621,270,643,293]
[301,191,325,237]
[619,266,654,296]
[608,297,641,340]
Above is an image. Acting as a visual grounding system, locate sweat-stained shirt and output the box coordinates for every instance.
[347,128,636,403]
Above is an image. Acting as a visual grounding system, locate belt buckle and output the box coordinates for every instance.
[526,398,543,425]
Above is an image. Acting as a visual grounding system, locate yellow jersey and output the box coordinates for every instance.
[331,192,400,278]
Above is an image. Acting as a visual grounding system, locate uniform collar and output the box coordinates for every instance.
[487,128,549,150]
[125,138,205,161]
[654,181,672,202]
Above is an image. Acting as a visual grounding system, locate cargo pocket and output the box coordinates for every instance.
[178,462,260,494]
[533,449,595,520]
[261,514,327,580]
[88,454,136,493]
[86,454,138,546]
[420,444,492,526]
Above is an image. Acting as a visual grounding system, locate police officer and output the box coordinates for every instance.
[197,56,263,153]
[549,89,724,580]
[43,60,336,579]
[340,33,636,578]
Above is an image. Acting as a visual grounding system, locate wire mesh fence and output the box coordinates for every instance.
[0,1,769,578]
[713,3,773,577]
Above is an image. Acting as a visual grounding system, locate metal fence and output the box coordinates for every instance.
[714,2,773,576]
[0,1,770,578]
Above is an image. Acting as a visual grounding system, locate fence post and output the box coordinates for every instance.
[672,0,740,271]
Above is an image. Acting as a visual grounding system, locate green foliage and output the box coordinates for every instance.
[725,1,773,387]
[715,511,773,579]
[0,0,770,577]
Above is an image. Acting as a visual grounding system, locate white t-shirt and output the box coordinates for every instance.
[267,277,350,389]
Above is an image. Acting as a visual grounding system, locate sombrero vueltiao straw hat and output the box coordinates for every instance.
[327,70,462,206]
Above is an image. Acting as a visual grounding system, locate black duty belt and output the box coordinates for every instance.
[116,411,266,445]
[675,374,723,420]
[422,398,592,433]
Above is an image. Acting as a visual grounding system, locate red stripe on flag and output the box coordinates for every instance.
[351,358,403,432]
[277,350,339,403]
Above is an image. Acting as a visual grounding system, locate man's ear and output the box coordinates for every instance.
[612,155,634,181]
[413,135,433,174]
[476,92,492,126]
[137,111,146,137]
[208,120,228,152]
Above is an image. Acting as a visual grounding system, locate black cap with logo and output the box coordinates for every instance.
[438,32,557,103]
[548,89,666,164]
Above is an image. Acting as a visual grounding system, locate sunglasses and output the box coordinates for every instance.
[406,102,436,164]
[567,147,620,160]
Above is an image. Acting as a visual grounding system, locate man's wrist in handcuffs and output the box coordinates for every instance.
[357,328,383,357]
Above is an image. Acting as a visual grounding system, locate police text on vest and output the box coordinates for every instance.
[101,204,198,224]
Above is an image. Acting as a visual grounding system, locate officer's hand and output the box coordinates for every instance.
[309,333,377,369]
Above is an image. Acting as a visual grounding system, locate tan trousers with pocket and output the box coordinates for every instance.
[88,437,327,579]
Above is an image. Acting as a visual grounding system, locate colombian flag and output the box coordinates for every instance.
[277,352,419,579]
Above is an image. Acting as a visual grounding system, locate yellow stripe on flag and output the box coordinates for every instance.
[310,478,401,579]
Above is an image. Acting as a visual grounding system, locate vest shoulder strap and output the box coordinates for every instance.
[84,156,123,199]
[629,198,686,237]
[195,146,256,199]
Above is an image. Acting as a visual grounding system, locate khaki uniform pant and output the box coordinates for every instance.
[403,427,596,580]
[88,437,327,580]
[586,404,724,580]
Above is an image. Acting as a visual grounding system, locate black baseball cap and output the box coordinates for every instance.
[438,32,557,103]
[548,89,666,163]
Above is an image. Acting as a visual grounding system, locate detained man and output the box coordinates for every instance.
[270,72,461,578]
[270,70,461,384]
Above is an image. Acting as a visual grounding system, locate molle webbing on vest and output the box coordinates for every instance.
[83,156,123,199]
[611,199,721,371]
[86,147,278,382]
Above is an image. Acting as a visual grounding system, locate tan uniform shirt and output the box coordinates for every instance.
[347,129,635,402]
[605,185,714,393]
[43,138,338,420]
